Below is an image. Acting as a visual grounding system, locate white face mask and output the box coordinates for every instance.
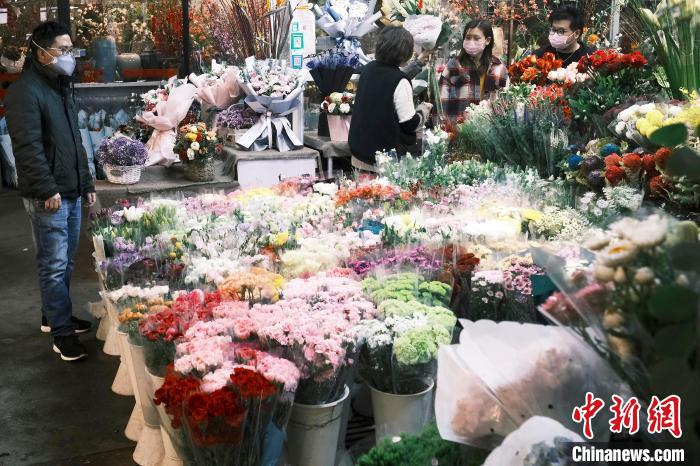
[34,41,76,76]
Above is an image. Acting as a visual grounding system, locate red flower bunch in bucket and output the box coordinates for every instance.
[508,53,563,85]
[577,49,647,74]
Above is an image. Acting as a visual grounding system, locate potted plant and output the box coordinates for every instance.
[321,92,354,141]
[214,105,259,147]
[95,136,149,184]
[174,122,221,182]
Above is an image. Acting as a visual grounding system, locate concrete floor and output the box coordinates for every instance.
[0,191,137,466]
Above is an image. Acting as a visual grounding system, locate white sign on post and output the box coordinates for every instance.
[289,3,316,69]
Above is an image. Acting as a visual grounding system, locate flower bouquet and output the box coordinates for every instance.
[136,78,198,166]
[306,49,360,137]
[356,310,453,394]
[313,0,382,64]
[173,122,222,182]
[235,58,304,152]
[384,0,452,50]
[508,53,563,86]
[188,64,241,124]
[0,117,16,187]
[322,92,354,141]
[95,136,149,184]
[215,105,260,146]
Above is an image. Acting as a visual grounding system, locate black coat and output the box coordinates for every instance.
[5,60,94,200]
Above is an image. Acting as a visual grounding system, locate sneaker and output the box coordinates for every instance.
[41,316,92,334]
[52,335,88,361]
[72,316,92,334]
[41,316,51,333]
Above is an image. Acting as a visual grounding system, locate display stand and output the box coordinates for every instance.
[303,131,352,176]
[221,146,321,188]
[94,160,238,206]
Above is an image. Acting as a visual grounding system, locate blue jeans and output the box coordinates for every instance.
[23,197,81,337]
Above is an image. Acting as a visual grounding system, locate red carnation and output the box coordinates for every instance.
[641,154,657,173]
[605,165,626,185]
[649,175,670,195]
[605,153,622,167]
[622,153,642,170]
[655,147,672,168]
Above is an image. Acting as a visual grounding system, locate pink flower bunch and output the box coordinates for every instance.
[255,352,301,392]
[174,335,237,375]
[181,194,240,217]
[501,258,543,296]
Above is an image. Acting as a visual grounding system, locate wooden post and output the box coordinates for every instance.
[506,0,515,65]
[181,0,190,77]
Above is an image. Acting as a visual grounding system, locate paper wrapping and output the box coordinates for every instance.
[136,83,197,166]
[315,2,381,64]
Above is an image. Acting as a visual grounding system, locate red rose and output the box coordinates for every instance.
[622,153,642,170]
[605,165,626,185]
[604,153,622,167]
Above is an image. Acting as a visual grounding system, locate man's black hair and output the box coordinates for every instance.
[549,4,585,33]
[28,21,71,58]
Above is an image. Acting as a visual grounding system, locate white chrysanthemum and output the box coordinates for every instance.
[597,240,638,267]
[632,215,667,248]
[339,103,351,114]
[609,217,640,239]
[583,230,610,250]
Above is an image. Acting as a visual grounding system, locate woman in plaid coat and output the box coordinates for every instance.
[439,20,508,122]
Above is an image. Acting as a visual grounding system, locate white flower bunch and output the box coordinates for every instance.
[106,284,170,303]
[322,92,355,115]
[313,182,339,197]
[547,62,590,85]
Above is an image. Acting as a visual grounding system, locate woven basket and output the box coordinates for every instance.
[184,158,215,182]
[104,164,143,185]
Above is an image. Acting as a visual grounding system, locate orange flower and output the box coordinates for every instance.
[587,34,599,45]
[521,68,538,82]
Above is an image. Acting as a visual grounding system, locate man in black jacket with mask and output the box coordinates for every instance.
[6,21,96,361]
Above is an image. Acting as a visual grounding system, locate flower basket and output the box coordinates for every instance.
[183,158,215,182]
[104,164,144,185]
[327,114,352,142]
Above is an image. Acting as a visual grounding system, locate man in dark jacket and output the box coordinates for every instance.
[6,21,96,361]
[533,5,595,67]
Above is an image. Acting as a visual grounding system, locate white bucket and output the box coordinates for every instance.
[112,330,135,396]
[129,343,165,466]
[286,385,350,466]
[146,372,184,466]
[370,380,435,443]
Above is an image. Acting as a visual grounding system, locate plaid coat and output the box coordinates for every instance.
[439,56,509,121]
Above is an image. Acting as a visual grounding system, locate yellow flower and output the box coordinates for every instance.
[185,133,197,142]
[169,252,177,259]
[644,125,659,137]
[522,208,543,222]
[175,242,183,249]
[646,109,663,126]
[274,231,289,246]
[636,118,650,135]
[587,34,599,45]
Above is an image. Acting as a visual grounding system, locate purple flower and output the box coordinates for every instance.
[95,137,148,167]
[216,105,259,129]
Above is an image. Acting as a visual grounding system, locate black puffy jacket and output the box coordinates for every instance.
[5,60,94,200]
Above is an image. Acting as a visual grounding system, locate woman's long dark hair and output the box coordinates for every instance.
[457,20,495,71]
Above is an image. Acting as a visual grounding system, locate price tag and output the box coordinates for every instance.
[40,7,47,21]
[0,8,8,25]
